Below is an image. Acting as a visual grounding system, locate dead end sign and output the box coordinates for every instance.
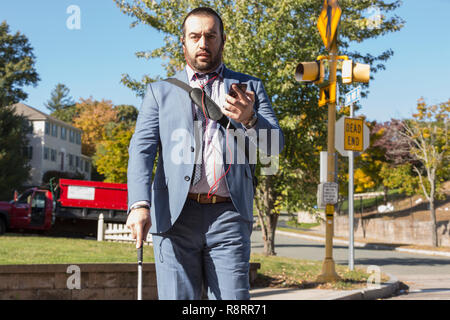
[335,116,370,156]
[344,118,364,151]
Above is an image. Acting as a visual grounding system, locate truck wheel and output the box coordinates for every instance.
[0,218,6,235]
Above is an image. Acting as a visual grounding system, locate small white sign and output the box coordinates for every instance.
[323,182,339,205]
[344,86,362,106]
[67,186,95,200]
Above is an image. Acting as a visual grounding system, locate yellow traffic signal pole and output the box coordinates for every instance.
[316,39,341,283]
[296,0,368,282]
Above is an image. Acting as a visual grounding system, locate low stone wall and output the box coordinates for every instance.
[0,263,261,300]
[318,215,450,247]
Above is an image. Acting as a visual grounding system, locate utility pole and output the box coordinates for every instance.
[317,39,340,282]
[295,0,370,282]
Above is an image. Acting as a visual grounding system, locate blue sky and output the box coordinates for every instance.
[1,0,449,122]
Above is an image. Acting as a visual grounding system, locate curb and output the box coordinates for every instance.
[249,273,400,300]
[333,272,399,300]
[275,229,450,258]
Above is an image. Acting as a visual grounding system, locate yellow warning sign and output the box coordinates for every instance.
[317,0,342,50]
[344,118,364,151]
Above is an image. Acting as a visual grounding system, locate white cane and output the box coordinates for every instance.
[137,245,143,300]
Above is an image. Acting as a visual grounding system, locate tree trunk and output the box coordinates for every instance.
[383,186,388,204]
[255,176,279,256]
[262,213,278,256]
[430,199,438,247]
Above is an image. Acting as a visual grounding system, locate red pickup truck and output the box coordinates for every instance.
[0,179,128,235]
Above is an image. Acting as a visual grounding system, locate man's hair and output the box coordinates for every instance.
[181,7,224,42]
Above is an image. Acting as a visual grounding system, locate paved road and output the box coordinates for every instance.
[250,230,450,299]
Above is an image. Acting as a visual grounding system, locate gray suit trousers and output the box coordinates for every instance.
[152,199,253,300]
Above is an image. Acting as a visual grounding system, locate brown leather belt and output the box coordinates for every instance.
[188,193,232,204]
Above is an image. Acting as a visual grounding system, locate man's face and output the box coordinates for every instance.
[182,14,224,73]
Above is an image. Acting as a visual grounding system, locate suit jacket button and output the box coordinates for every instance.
[184,176,190,182]
[191,146,195,152]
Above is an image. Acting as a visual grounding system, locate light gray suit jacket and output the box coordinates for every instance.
[127,66,284,234]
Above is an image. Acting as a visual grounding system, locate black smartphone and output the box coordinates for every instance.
[229,83,247,98]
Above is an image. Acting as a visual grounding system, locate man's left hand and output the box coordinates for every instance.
[223,84,255,124]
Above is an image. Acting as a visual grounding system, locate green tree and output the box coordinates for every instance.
[93,105,137,183]
[0,21,39,199]
[44,83,75,112]
[94,123,135,183]
[115,104,138,125]
[114,0,404,255]
[0,21,40,107]
[379,162,418,197]
[45,83,77,123]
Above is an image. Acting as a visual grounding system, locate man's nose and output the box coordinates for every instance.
[198,35,207,48]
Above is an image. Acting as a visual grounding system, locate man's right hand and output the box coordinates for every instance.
[126,208,151,249]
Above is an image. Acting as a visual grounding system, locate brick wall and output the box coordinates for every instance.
[0,263,261,300]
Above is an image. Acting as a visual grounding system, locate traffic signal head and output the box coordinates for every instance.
[342,60,370,84]
[295,60,324,83]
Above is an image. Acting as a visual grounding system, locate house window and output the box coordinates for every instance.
[50,149,56,162]
[75,132,81,145]
[75,156,80,168]
[84,161,89,173]
[45,122,50,135]
[26,121,33,134]
[43,147,49,160]
[69,129,75,143]
[51,124,58,137]
[68,154,74,166]
[61,127,67,140]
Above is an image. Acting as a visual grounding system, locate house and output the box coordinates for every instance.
[13,103,91,186]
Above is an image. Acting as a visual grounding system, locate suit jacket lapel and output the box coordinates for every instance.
[172,70,194,137]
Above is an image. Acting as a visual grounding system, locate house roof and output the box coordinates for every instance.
[12,102,81,132]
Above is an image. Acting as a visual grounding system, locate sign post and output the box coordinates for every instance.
[347,104,356,271]
[337,87,369,271]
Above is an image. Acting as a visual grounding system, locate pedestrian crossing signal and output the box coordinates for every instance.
[342,60,370,84]
[295,60,324,84]
[319,83,336,107]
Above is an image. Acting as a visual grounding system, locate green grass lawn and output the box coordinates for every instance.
[339,189,404,213]
[0,233,383,290]
[0,234,155,264]
[250,253,385,290]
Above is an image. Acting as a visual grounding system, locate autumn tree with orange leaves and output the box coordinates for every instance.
[72,98,118,157]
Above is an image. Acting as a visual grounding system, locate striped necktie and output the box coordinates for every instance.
[192,72,217,185]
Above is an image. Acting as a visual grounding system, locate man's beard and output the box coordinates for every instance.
[186,46,223,73]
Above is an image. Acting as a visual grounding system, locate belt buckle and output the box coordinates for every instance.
[212,196,216,204]
[197,193,201,203]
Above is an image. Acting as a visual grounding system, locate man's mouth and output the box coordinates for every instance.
[197,52,210,57]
